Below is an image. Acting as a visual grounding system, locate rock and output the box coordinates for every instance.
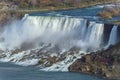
[69,59,92,73]
[97,5,120,20]
[69,42,120,79]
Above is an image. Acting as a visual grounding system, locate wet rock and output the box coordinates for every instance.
[69,42,120,79]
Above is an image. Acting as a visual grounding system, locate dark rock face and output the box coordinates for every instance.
[69,43,120,79]
[69,58,91,72]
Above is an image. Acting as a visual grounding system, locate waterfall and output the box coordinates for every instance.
[81,22,104,51]
[0,14,115,52]
[23,16,87,32]
[107,25,118,46]
[88,23,104,50]
[0,14,120,69]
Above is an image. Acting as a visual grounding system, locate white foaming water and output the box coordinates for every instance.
[0,14,118,71]
[0,15,79,50]
[86,22,104,50]
[0,14,104,51]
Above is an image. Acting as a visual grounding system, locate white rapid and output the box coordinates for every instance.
[0,14,119,71]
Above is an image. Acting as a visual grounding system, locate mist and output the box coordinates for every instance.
[0,14,117,52]
[0,14,83,51]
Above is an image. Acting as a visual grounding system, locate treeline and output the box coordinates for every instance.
[5,0,115,8]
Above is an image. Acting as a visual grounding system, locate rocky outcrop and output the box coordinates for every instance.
[69,43,120,79]
[98,3,120,19]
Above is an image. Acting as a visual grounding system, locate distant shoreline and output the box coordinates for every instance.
[0,1,116,14]
[0,1,118,27]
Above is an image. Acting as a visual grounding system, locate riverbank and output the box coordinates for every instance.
[0,0,117,13]
[19,1,116,13]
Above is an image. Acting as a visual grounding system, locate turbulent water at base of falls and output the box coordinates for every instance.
[0,14,119,71]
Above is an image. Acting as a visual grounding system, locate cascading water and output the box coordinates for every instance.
[85,22,104,51]
[104,25,118,49]
[0,15,104,51]
[0,14,119,71]
[108,25,118,46]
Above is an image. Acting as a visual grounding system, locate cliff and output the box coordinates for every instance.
[69,42,120,79]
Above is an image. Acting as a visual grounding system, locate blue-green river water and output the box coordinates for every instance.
[0,62,103,80]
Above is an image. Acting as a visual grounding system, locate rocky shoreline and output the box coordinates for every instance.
[69,42,120,80]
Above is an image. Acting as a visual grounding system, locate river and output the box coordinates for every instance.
[0,62,104,80]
